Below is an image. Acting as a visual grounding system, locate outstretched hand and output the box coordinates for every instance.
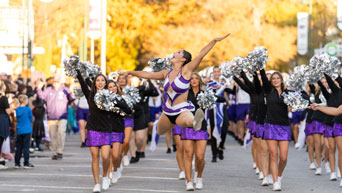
[213,33,231,42]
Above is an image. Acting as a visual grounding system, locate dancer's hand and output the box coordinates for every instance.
[118,71,128,77]
[310,103,318,110]
[213,33,231,42]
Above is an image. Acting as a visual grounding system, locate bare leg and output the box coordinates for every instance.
[278,141,289,177]
[183,140,195,183]
[135,129,147,152]
[237,121,244,141]
[165,130,172,150]
[195,140,207,178]
[306,136,314,164]
[175,111,195,128]
[78,120,87,143]
[252,137,258,169]
[173,135,184,172]
[313,134,322,168]
[259,139,269,177]
[157,113,175,135]
[89,147,100,184]
[293,124,299,144]
[123,127,133,156]
[107,150,113,177]
[141,127,149,152]
[266,140,279,182]
[335,136,342,177]
[327,138,336,173]
[112,143,122,172]
[129,131,136,158]
[100,145,111,177]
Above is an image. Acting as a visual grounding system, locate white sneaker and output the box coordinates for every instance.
[93,184,101,193]
[268,175,274,185]
[186,181,194,191]
[123,156,130,166]
[309,162,316,170]
[258,172,264,180]
[278,176,282,184]
[272,182,281,191]
[193,172,198,184]
[178,171,185,180]
[256,167,260,175]
[253,162,257,169]
[330,172,337,181]
[195,178,203,190]
[111,172,119,184]
[0,165,8,170]
[193,109,205,131]
[102,177,110,190]
[261,178,269,186]
[340,179,342,187]
[109,171,113,180]
[315,168,322,175]
[118,168,122,179]
[325,162,331,173]
[337,168,341,178]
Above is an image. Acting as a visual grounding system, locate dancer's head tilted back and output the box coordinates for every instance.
[92,74,108,92]
[171,50,192,67]
[270,71,284,90]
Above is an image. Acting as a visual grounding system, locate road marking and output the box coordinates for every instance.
[32,164,178,170]
[1,172,178,180]
[0,184,180,192]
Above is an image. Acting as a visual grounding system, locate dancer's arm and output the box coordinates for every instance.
[76,70,90,99]
[184,33,230,72]
[317,80,330,100]
[312,104,342,116]
[120,70,169,80]
[233,76,251,94]
[324,73,339,94]
[260,69,271,93]
[253,73,262,94]
[240,71,254,92]
[336,76,342,88]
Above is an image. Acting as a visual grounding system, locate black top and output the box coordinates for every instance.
[0,95,9,115]
[142,81,159,118]
[254,72,267,124]
[76,70,112,133]
[234,71,258,121]
[323,74,342,124]
[260,69,289,126]
[317,76,335,126]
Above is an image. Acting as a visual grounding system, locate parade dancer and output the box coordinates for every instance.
[76,70,129,192]
[233,71,260,178]
[182,72,225,191]
[304,84,316,170]
[119,33,231,135]
[260,69,290,191]
[107,80,132,184]
[117,74,134,166]
[75,94,89,148]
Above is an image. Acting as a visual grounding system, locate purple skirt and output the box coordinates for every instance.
[181,127,209,141]
[85,130,112,147]
[254,124,264,138]
[172,125,182,135]
[312,121,325,134]
[305,123,313,136]
[124,117,134,128]
[324,125,334,138]
[112,132,125,143]
[333,123,342,137]
[262,123,291,141]
[247,119,256,136]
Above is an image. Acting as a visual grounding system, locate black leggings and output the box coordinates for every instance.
[209,106,229,158]
[0,136,4,153]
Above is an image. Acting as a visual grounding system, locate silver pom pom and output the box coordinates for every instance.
[196,86,217,110]
[94,89,117,111]
[85,61,101,79]
[149,53,173,72]
[286,65,306,90]
[122,87,141,109]
[281,91,309,112]
[220,56,247,79]
[64,55,80,77]
[246,46,268,72]
[73,87,84,98]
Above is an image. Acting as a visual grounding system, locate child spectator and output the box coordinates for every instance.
[32,97,45,151]
[15,94,34,168]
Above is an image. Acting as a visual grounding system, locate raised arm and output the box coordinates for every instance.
[317,80,330,100]
[122,70,169,80]
[233,76,251,94]
[76,70,90,99]
[324,73,339,94]
[240,71,254,92]
[184,33,230,72]
[253,73,262,94]
[260,69,271,93]
[336,76,342,88]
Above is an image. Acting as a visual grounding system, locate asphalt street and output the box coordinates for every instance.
[0,134,341,193]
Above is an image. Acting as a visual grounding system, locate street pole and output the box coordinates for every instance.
[27,0,32,70]
[100,0,106,74]
[22,0,25,69]
[83,0,88,61]
[307,0,312,61]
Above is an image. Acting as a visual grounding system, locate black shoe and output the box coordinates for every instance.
[24,163,34,169]
[15,164,22,169]
[80,142,86,148]
[130,157,137,164]
[140,152,145,158]
[52,155,58,160]
[0,160,5,165]
[57,153,63,159]
[172,144,177,152]
[211,157,217,163]
[218,150,224,160]
[135,152,140,163]
[166,148,171,154]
